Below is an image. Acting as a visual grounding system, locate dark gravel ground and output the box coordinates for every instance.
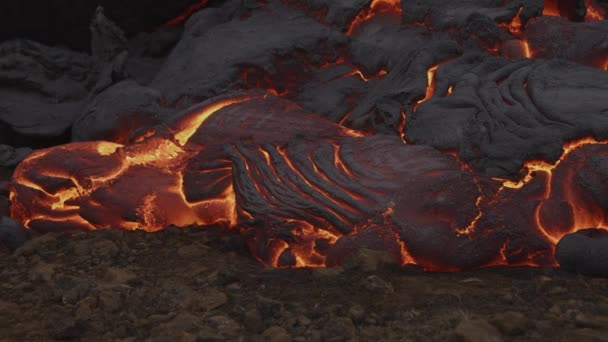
[1,227,607,341]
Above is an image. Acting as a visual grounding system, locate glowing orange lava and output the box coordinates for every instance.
[413,64,439,112]
[345,0,403,35]
[543,0,560,16]
[496,137,608,243]
[585,0,607,21]
[508,6,524,35]
[522,40,532,58]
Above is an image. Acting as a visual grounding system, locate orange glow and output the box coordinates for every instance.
[498,137,607,190]
[332,144,354,177]
[96,142,123,155]
[496,137,608,244]
[337,68,388,82]
[509,6,524,35]
[11,89,608,271]
[173,96,254,146]
[345,0,403,35]
[543,0,560,16]
[521,40,532,58]
[413,64,439,112]
[398,110,407,143]
[585,0,607,21]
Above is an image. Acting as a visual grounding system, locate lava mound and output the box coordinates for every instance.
[3,0,608,271]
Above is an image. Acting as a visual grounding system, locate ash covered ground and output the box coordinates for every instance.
[1,228,608,341]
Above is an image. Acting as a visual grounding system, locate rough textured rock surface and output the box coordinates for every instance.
[556,229,608,277]
[0,40,95,137]
[1,228,607,340]
[406,57,608,176]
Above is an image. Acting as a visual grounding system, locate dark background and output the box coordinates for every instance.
[0,0,205,51]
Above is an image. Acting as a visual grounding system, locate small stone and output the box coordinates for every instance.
[312,267,343,278]
[28,262,58,282]
[460,278,484,284]
[263,326,292,342]
[0,217,31,251]
[75,296,98,320]
[491,311,529,336]
[98,290,123,313]
[548,304,562,316]
[561,328,608,341]
[47,316,84,340]
[206,315,242,337]
[548,286,568,295]
[92,239,120,258]
[59,278,94,305]
[203,288,229,310]
[244,308,265,333]
[257,295,284,318]
[104,267,137,284]
[296,315,311,327]
[454,319,504,342]
[177,243,209,258]
[575,313,608,328]
[322,317,356,342]
[348,304,366,322]
[342,248,396,272]
[151,313,203,337]
[363,275,394,293]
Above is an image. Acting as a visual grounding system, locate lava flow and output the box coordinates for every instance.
[10,92,608,271]
[5,0,608,273]
[345,0,402,35]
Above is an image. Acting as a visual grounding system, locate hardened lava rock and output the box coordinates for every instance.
[556,229,608,277]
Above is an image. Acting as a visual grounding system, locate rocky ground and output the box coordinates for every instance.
[0,227,607,341]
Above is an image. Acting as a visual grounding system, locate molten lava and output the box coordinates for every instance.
[413,64,439,112]
[7,0,608,272]
[345,0,402,35]
[585,0,607,21]
[507,6,524,35]
[543,0,560,16]
[11,92,608,271]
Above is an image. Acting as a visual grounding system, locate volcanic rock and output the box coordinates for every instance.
[150,2,347,105]
[0,145,32,168]
[526,16,608,69]
[322,317,357,342]
[90,6,127,63]
[243,308,265,333]
[401,0,542,30]
[0,196,8,217]
[263,326,292,342]
[491,311,530,336]
[454,318,504,342]
[406,56,608,176]
[72,80,166,142]
[0,40,95,137]
[556,228,608,277]
[47,314,85,340]
[0,216,31,252]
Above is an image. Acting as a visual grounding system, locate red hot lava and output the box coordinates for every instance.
[9,94,608,271]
